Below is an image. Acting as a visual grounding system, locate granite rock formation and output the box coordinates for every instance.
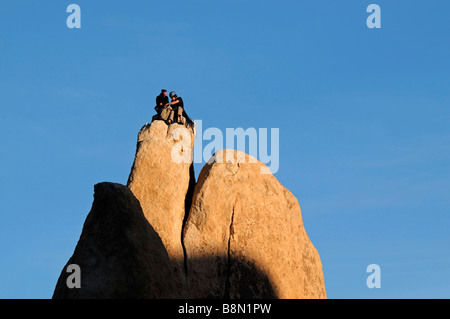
[183,150,327,298]
[53,120,326,299]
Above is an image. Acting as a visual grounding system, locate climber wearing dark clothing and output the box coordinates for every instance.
[155,89,169,115]
[165,91,185,125]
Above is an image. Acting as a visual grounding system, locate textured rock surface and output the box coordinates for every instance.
[127,120,196,295]
[53,182,178,299]
[183,149,327,299]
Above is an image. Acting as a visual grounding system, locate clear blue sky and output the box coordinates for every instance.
[0,0,449,298]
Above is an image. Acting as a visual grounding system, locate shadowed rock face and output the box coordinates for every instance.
[126,121,196,296]
[183,150,327,299]
[52,182,178,299]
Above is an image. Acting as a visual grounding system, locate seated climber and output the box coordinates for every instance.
[155,89,169,116]
[165,91,186,125]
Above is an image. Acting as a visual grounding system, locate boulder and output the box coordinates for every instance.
[53,182,178,298]
[127,120,196,295]
[183,149,327,299]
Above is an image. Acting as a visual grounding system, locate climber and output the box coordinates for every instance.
[155,89,169,115]
[165,91,185,125]
[153,90,194,129]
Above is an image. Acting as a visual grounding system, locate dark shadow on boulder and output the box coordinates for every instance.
[185,255,277,299]
[181,163,196,276]
[226,257,277,299]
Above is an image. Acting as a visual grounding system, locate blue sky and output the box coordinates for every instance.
[0,0,449,298]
